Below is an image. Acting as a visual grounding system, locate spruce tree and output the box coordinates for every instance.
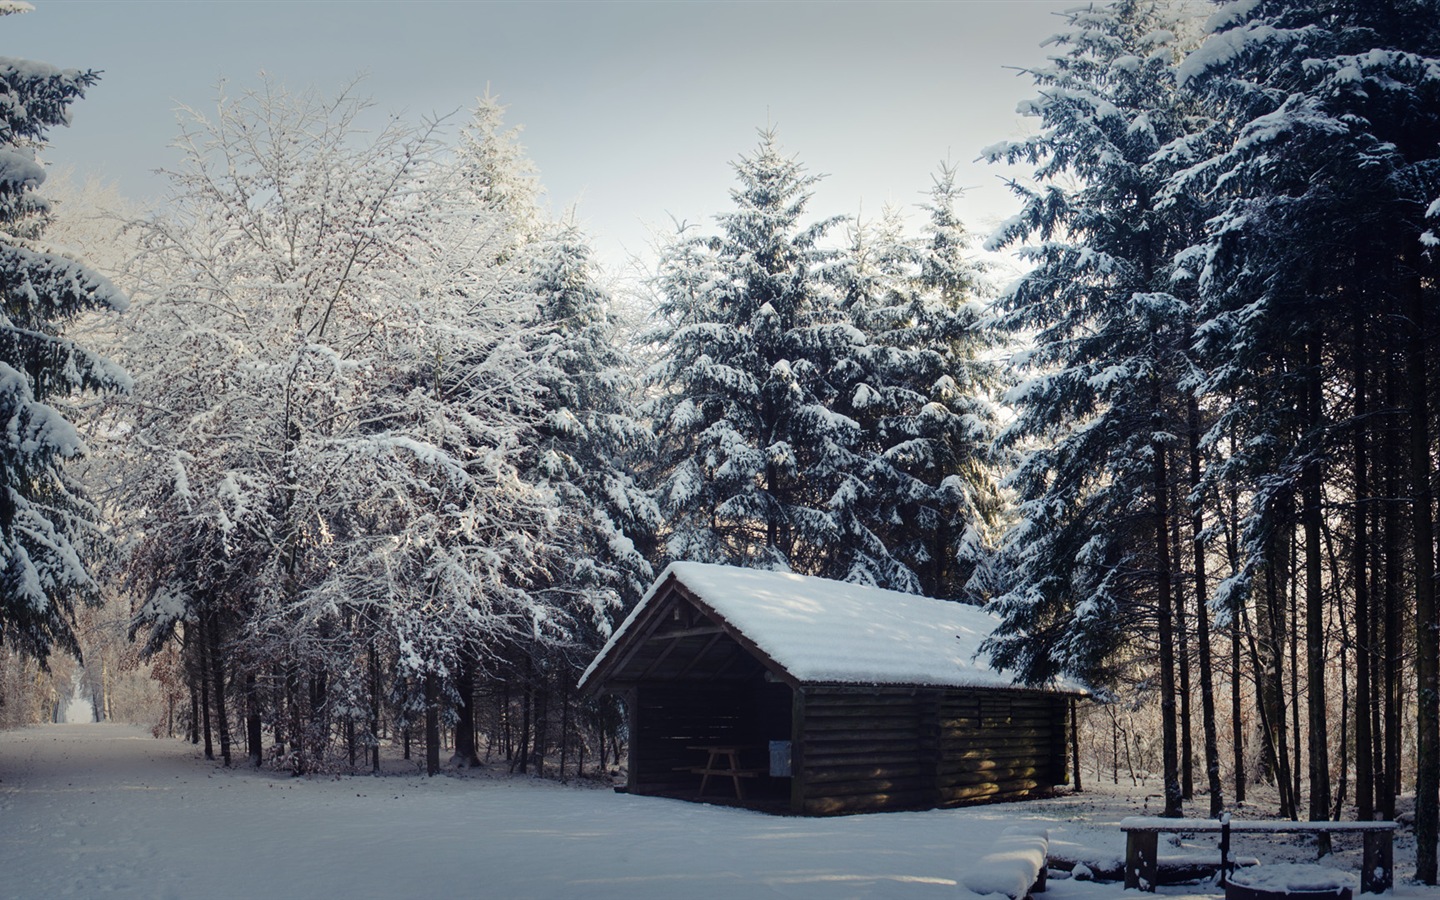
[0,11,128,665]
[525,222,658,643]
[842,168,1004,599]
[981,0,1205,817]
[647,130,912,586]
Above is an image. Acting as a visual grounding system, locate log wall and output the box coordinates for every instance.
[795,685,1068,815]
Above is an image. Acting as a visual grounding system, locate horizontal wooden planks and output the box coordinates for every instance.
[796,685,1069,814]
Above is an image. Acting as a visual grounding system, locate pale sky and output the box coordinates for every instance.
[9,0,1077,275]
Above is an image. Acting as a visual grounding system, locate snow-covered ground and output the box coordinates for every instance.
[3,723,1440,900]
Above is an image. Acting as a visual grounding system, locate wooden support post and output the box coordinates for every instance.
[1219,816,1232,887]
[1362,829,1393,894]
[1124,830,1158,891]
[1071,696,1082,792]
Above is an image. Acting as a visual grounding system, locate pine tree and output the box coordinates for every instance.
[981,0,1206,817]
[647,130,932,588]
[842,168,1004,599]
[0,8,129,665]
[522,222,658,659]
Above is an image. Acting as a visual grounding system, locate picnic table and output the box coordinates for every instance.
[685,744,763,800]
[1119,816,1396,894]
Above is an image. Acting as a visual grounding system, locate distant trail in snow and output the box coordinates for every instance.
[61,669,93,723]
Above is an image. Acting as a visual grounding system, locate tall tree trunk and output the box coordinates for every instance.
[271,663,286,758]
[1189,398,1223,816]
[560,674,572,783]
[1382,356,1403,819]
[1354,307,1375,821]
[369,643,381,774]
[287,663,303,773]
[1407,249,1438,884]
[1153,420,1183,817]
[198,620,214,761]
[1226,431,1246,804]
[246,672,262,768]
[515,657,532,775]
[1173,494,1194,802]
[1246,597,1294,817]
[1289,529,1303,814]
[1303,334,1331,852]
[424,670,441,777]
[534,668,549,778]
[452,652,481,768]
[1263,542,1298,819]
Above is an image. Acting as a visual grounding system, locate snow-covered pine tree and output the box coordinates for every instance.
[647,130,913,587]
[0,6,129,665]
[525,222,657,638]
[841,168,1004,600]
[448,92,544,260]
[980,0,1206,817]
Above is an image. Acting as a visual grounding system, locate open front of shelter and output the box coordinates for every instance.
[580,562,1083,815]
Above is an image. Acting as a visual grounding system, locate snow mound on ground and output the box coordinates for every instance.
[960,825,1049,899]
[1230,863,1359,892]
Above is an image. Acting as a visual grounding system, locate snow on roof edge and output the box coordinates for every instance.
[581,561,1087,694]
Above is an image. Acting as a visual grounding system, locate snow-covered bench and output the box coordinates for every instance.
[959,825,1049,900]
[1119,816,1395,895]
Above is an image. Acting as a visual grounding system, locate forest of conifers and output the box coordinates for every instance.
[3,0,1440,883]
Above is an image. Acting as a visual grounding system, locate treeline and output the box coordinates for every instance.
[980,0,1440,882]
[0,3,1003,784]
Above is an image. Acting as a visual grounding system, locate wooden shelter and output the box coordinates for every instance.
[580,562,1083,816]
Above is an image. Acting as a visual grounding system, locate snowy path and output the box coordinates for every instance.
[0,723,995,899]
[6,724,1440,900]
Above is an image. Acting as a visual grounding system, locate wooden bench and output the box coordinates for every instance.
[960,826,1050,900]
[1120,815,1396,895]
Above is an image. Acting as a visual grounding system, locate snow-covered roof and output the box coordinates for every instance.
[582,561,1082,693]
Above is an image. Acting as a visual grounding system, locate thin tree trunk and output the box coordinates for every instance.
[1263,544,1298,819]
[1334,585,1350,822]
[452,652,481,768]
[1111,705,1121,785]
[188,682,198,744]
[369,643,381,774]
[1189,397,1223,816]
[1289,528,1303,814]
[1407,248,1438,884]
[1246,596,1295,819]
[534,668,549,778]
[271,663,286,758]
[1354,305,1375,820]
[424,670,441,777]
[246,672,262,768]
[1382,356,1403,819]
[1153,426,1183,817]
[515,657,532,775]
[1173,495,1194,802]
[1226,430,1247,804]
[1303,334,1331,853]
[560,674,571,783]
[1071,696,1083,792]
[198,621,214,761]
